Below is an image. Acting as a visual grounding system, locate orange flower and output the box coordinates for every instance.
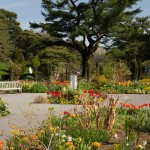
[125,104,130,108]
[0,140,3,149]
[30,134,36,140]
[23,137,29,143]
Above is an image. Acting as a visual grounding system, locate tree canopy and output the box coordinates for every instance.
[109,16,150,80]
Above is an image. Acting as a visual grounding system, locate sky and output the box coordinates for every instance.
[0,0,150,30]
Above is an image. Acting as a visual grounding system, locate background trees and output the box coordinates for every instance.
[109,16,150,80]
[0,9,13,62]
[0,1,150,81]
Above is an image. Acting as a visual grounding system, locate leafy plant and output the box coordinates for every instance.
[66,126,110,143]
[30,82,48,93]
[0,98,10,117]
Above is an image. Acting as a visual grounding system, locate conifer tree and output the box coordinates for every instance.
[31,0,141,78]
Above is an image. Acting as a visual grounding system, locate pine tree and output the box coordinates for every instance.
[31,0,141,78]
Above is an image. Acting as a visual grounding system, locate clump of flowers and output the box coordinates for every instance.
[65,141,76,150]
[120,102,150,110]
[91,141,101,149]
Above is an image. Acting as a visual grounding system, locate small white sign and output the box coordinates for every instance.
[29,67,32,74]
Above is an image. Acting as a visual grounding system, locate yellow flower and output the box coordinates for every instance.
[68,144,76,150]
[40,129,45,133]
[49,126,56,133]
[11,130,18,135]
[113,144,120,150]
[65,141,74,146]
[71,113,76,117]
[91,141,101,148]
[65,142,76,150]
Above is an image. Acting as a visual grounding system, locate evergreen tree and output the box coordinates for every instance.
[110,16,150,80]
[31,0,141,79]
[0,9,12,61]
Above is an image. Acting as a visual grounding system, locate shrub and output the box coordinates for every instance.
[30,82,48,93]
[0,98,10,117]
[78,79,96,90]
[97,75,108,86]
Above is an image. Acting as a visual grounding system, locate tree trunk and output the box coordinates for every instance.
[138,60,142,80]
[81,53,90,80]
[134,58,138,81]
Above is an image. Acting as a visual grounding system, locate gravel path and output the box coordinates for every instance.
[0,93,150,142]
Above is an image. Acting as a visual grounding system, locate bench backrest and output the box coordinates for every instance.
[0,81,22,88]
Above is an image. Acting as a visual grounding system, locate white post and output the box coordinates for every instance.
[29,67,32,74]
[70,75,77,90]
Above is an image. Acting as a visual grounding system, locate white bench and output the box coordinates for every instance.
[0,81,22,93]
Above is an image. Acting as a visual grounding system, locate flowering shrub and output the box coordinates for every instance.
[100,80,150,94]
[47,89,106,104]
[21,80,70,93]
[21,79,150,94]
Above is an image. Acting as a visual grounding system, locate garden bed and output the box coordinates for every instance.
[2,93,150,150]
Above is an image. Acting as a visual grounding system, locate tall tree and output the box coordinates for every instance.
[0,9,12,61]
[0,9,30,80]
[110,16,150,80]
[17,30,43,61]
[31,0,141,78]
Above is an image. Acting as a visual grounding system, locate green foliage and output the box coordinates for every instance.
[103,53,131,82]
[78,79,96,90]
[97,75,108,86]
[47,84,64,92]
[30,84,47,93]
[0,62,9,76]
[18,30,43,61]
[32,56,40,69]
[110,16,150,80]
[28,83,48,93]
[66,126,110,143]
[9,48,26,80]
[0,9,12,62]
[40,46,81,66]
[0,98,10,117]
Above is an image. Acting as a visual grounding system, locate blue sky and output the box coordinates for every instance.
[0,0,150,29]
